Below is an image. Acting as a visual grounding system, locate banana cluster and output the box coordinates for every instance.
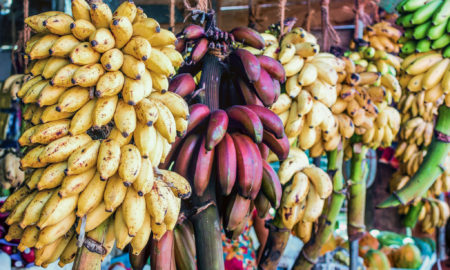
[276,147,332,243]
[2,74,27,100]
[260,28,343,157]
[396,0,450,56]
[2,0,192,267]
[417,197,449,233]
[0,149,25,190]
[360,21,402,54]
[333,48,402,159]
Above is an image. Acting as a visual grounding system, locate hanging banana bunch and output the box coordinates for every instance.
[2,0,192,267]
[360,21,403,54]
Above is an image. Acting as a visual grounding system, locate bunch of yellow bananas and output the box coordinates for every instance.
[275,147,332,243]
[260,28,343,158]
[2,74,27,100]
[332,49,402,159]
[360,21,403,54]
[417,197,450,233]
[1,0,192,267]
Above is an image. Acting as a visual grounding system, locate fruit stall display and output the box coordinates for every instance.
[0,0,448,269]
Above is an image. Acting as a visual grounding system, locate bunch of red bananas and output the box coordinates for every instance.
[161,103,287,238]
[175,25,286,108]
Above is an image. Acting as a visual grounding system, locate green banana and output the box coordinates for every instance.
[397,0,410,12]
[427,18,448,40]
[431,34,450,49]
[397,13,415,27]
[401,40,417,54]
[398,36,411,44]
[403,0,433,11]
[404,28,414,39]
[411,0,443,25]
[416,38,433,52]
[447,18,450,32]
[443,45,450,57]
[413,21,432,39]
[432,0,450,25]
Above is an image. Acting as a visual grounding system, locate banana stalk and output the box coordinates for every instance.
[348,145,368,269]
[403,200,424,228]
[379,105,450,208]
[190,51,225,270]
[258,215,291,270]
[293,149,345,269]
[72,218,109,270]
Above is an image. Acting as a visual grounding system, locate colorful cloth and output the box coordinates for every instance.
[222,211,257,270]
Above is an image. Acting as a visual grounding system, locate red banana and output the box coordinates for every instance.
[193,135,215,196]
[205,109,229,151]
[257,55,286,83]
[168,73,196,98]
[229,49,261,83]
[262,130,289,161]
[216,133,237,196]
[175,37,186,53]
[227,105,263,144]
[245,105,285,139]
[191,38,209,63]
[258,143,270,160]
[174,134,201,178]
[273,78,281,102]
[231,133,257,198]
[261,159,282,209]
[223,192,251,231]
[254,191,271,218]
[182,24,205,40]
[235,78,264,106]
[225,204,253,240]
[247,139,263,200]
[186,104,210,134]
[151,231,175,270]
[253,68,275,106]
[230,27,265,50]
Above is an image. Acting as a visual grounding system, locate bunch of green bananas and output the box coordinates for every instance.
[396,0,450,56]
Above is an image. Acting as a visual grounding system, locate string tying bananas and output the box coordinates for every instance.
[335,46,402,159]
[260,27,343,158]
[2,0,192,267]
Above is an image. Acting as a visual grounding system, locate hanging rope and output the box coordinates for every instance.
[321,0,340,52]
[279,0,286,37]
[305,0,312,32]
[170,0,175,32]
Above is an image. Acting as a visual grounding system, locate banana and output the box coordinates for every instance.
[37,192,78,229]
[34,236,62,267]
[101,48,124,71]
[18,226,39,251]
[134,122,156,158]
[154,100,176,143]
[25,11,64,33]
[283,56,304,77]
[72,0,90,21]
[132,157,154,196]
[104,174,127,212]
[145,180,169,225]
[50,35,80,58]
[145,48,174,77]
[118,144,141,185]
[76,172,105,217]
[71,19,96,41]
[93,95,118,128]
[422,58,450,90]
[114,99,136,137]
[40,229,74,268]
[0,186,31,212]
[30,58,50,76]
[123,36,152,61]
[123,186,146,236]
[21,145,47,169]
[70,42,101,65]
[302,183,325,222]
[406,53,443,75]
[130,210,151,255]
[66,140,100,175]
[59,167,96,197]
[282,172,309,207]
[278,150,309,184]
[108,127,133,147]
[298,63,318,86]
[97,139,121,180]
[35,212,75,249]
[6,190,37,225]
[69,99,95,135]
[279,43,296,64]
[29,34,59,60]
[22,80,48,104]
[39,134,91,163]
[20,189,55,228]
[294,42,319,57]
[51,64,79,87]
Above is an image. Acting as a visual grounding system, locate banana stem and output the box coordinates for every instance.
[258,215,291,270]
[190,52,225,270]
[72,218,109,270]
[403,200,424,228]
[292,149,345,270]
[378,105,450,208]
[348,145,368,270]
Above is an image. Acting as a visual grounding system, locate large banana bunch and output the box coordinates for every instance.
[416,197,450,233]
[396,0,450,56]
[260,28,343,157]
[360,21,402,54]
[275,147,332,243]
[2,0,192,267]
[175,25,285,108]
[161,103,287,238]
[334,48,402,159]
